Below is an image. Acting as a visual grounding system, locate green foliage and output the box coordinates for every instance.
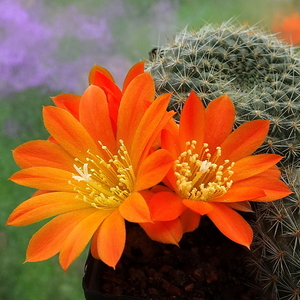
[146,22,300,299]
[0,88,86,300]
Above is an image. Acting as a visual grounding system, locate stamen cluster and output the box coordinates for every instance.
[175,141,235,201]
[72,140,135,209]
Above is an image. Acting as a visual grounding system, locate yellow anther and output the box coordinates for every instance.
[175,141,235,202]
[71,140,135,210]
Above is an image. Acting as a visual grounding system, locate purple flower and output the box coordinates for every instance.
[0,0,178,95]
[0,0,55,94]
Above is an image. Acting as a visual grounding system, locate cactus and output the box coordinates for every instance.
[250,166,300,299]
[146,21,300,167]
[145,22,300,299]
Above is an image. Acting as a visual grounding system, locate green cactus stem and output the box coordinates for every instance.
[146,21,300,166]
[250,166,300,299]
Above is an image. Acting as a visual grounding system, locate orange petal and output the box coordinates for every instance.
[10,167,74,192]
[207,203,253,248]
[118,192,152,223]
[232,176,292,201]
[91,210,125,268]
[117,73,155,148]
[26,208,97,263]
[43,106,101,160]
[212,187,266,202]
[79,85,116,152]
[140,219,183,245]
[90,70,122,104]
[122,61,145,92]
[135,149,173,191]
[219,120,270,161]
[226,201,253,212]
[130,93,174,168]
[204,95,235,154]
[179,209,201,233]
[51,94,81,120]
[182,199,214,215]
[6,192,90,226]
[258,165,281,178]
[231,154,283,182]
[147,191,186,221]
[179,91,205,152]
[161,126,180,159]
[91,71,123,132]
[13,140,75,172]
[89,65,115,84]
[59,209,112,271]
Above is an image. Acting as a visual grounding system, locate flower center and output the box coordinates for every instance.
[175,141,235,201]
[71,140,135,209]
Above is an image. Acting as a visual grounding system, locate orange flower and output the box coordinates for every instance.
[6,63,175,270]
[272,12,300,45]
[161,92,292,248]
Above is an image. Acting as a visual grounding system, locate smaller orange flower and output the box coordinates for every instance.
[161,92,292,248]
[272,12,300,45]
[6,63,175,270]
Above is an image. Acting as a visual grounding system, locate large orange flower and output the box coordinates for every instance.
[161,92,292,248]
[7,63,175,270]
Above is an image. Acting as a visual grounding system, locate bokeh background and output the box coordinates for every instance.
[1,0,300,299]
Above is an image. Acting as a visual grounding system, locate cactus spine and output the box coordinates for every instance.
[146,22,300,299]
[146,21,300,166]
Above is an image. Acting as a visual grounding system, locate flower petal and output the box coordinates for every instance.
[130,93,174,168]
[259,165,281,178]
[117,73,155,148]
[179,209,201,233]
[91,209,125,268]
[135,149,173,191]
[219,120,270,161]
[10,167,74,191]
[79,85,116,152]
[232,176,292,201]
[13,140,75,172]
[226,201,253,212]
[179,91,205,152]
[26,208,97,263]
[161,126,180,159]
[89,65,115,84]
[6,192,90,226]
[231,154,283,182]
[59,209,112,271]
[147,191,186,221]
[207,203,253,248]
[51,94,81,120]
[182,199,214,215]
[119,192,152,223]
[43,106,101,161]
[140,219,183,245]
[90,71,122,133]
[89,68,122,102]
[122,61,145,92]
[212,187,266,202]
[204,95,235,153]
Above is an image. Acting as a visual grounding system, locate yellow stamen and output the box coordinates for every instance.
[175,141,235,201]
[71,140,135,209]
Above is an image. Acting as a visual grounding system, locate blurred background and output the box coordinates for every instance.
[1,0,300,299]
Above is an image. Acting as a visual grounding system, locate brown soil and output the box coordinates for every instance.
[83,217,270,300]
